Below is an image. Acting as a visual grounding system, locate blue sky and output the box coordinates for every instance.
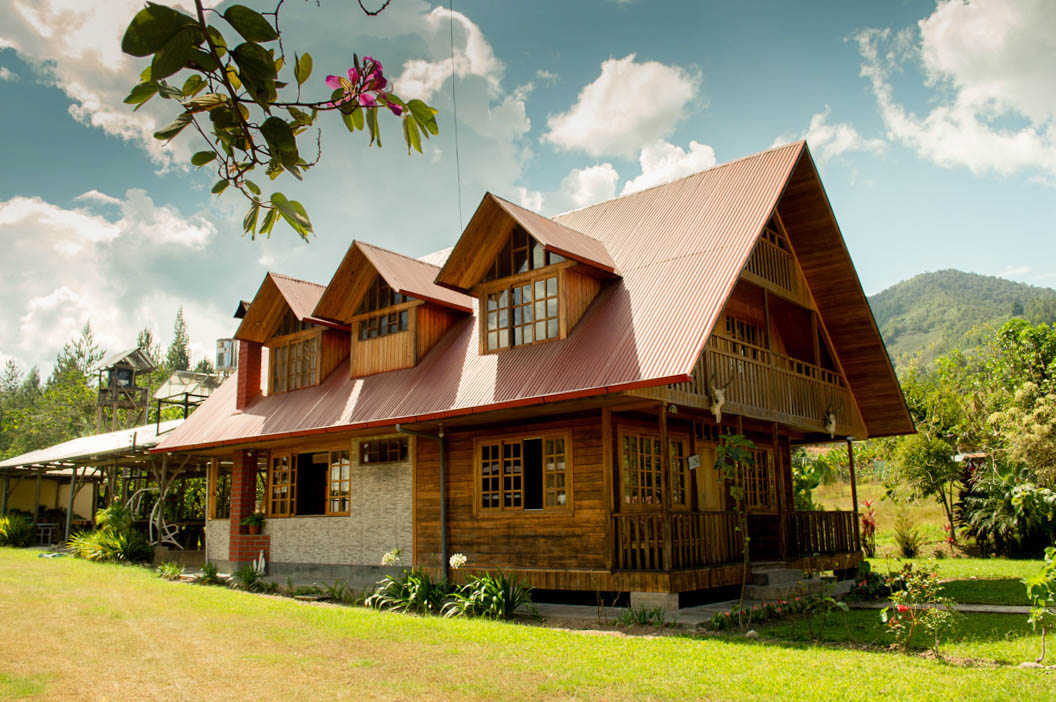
[1,0,1054,374]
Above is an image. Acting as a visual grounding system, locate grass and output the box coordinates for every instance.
[867,557,1041,606]
[2,549,1056,701]
[813,480,950,555]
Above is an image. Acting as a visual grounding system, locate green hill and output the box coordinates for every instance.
[866,269,1056,366]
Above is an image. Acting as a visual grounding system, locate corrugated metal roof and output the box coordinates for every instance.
[156,141,909,451]
[269,272,325,321]
[490,195,617,273]
[1,420,184,469]
[356,242,474,312]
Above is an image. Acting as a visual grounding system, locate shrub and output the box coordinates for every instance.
[959,464,1056,557]
[316,580,360,604]
[68,527,153,563]
[95,504,134,532]
[893,511,924,558]
[880,561,960,655]
[1024,545,1056,663]
[366,568,450,614]
[847,562,893,602]
[443,572,535,620]
[157,561,184,581]
[708,597,805,631]
[615,606,667,627]
[0,513,34,547]
[227,564,275,593]
[196,561,222,585]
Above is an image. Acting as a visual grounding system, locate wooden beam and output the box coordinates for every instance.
[64,465,79,543]
[1,475,7,516]
[847,438,860,551]
[601,407,613,572]
[659,406,673,571]
[33,469,42,524]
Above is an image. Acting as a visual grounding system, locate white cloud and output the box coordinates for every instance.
[1000,264,1031,277]
[393,6,503,101]
[561,164,620,210]
[855,0,1056,179]
[0,191,224,373]
[74,189,122,206]
[0,66,18,81]
[535,69,558,85]
[621,139,716,195]
[544,54,700,158]
[772,107,885,164]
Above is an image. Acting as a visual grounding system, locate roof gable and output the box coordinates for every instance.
[235,272,325,343]
[314,241,473,322]
[435,193,618,291]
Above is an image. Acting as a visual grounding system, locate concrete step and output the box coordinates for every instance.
[750,567,807,587]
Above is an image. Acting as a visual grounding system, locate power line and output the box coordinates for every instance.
[448,0,464,232]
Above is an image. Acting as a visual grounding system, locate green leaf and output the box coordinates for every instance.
[260,116,299,167]
[181,74,206,97]
[206,26,227,53]
[153,112,192,141]
[157,81,183,99]
[223,5,279,43]
[287,106,312,126]
[186,48,219,72]
[150,25,202,80]
[245,180,261,196]
[242,202,260,233]
[270,192,312,239]
[403,115,422,154]
[139,65,153,82]
[191,151,217,167]
[123,82,159,109]
[366,107,380,147]
[341,110,358,133]
[232,42,278,107]
[294,52,313,86]
[211,180,229,195]
[258,207,277,236]
[406,99,439,136]
[121,2,197,57]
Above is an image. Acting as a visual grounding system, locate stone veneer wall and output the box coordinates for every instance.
[206,518,229,563]
[265,435,413,566]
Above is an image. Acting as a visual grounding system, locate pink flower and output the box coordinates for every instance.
[358,92,377,107]
[896,604,909,614]
[347,67,360,84]
[381,96,403,116]
[324,74,342,90]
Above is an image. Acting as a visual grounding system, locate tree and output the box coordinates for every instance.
[166,308,191,371]
[121,1,439,240]
[52,322,105,387]
[193,357,215,374]
[891,432,961,539]
[137,327,162,367]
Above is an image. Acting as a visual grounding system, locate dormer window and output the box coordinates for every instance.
[270,334,319,393]
[485,274,559,351]
[482,226,565,283]
[355,275,411,341]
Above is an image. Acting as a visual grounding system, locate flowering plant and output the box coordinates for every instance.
[381,547,402,567]
[449,553,467,570]
[880,561,959,655]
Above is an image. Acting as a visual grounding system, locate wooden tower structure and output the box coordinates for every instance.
[96,347,156,432]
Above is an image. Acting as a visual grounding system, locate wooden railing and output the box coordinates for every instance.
[704,336,853,435]
[785,511,859,557]
[613,511,742,571]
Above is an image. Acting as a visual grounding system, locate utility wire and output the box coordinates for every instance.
[449,0,464,232]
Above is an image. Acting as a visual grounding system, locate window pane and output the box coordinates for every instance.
[546,276,557,296]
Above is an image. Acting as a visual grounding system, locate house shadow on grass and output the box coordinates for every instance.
[940,578,1030,607]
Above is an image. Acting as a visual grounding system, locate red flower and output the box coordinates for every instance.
[896,604,909,614]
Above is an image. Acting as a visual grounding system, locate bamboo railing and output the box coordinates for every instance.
[785,511,858,557]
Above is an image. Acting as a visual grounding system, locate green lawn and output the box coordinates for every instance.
[1,549,1055,701]
[868,557,1041,606]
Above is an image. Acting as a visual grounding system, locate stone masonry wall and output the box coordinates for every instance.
[206,518,229,562]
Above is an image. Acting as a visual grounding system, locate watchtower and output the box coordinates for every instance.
[96,348,156,431]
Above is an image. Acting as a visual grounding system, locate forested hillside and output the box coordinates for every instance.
[867,269,1056,366]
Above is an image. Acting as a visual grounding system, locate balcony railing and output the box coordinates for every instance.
[786,511,859,557]
[664,335,853,435]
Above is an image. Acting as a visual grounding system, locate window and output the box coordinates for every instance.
[359,309,409,340]
[269,334,320,393]
[620,432,689,507]
[275,307,311,337]
[478,434,570,512]
[724,315,764,347]
[268,454,296,517]
[360,438,408,464]
[742,448,776,512]
[357,275,405,314]
[485,274,559,351]
[327,450,351,515]
[482,226,566,283]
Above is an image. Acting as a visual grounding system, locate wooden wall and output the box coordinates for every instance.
[350,328,414,377]
[562,269,603,334]
[321,329,350,380]
[416,305,461,362]
[414,414,608,571]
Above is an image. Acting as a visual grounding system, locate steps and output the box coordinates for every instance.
[745,567,827,600]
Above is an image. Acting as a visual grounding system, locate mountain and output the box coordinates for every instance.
[866,269,1056,366]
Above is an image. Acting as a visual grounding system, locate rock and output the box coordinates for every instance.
[1019,661,1043,669]
[745,630,759,639]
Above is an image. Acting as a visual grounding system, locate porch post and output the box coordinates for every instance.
[773,422,788,559]
[659,406,673,571]
[847,437,860,551]
[229,449,269,567]
[601,408,613,571]
[1,474,8,515]
[64,465,79,543]
[33,468,42,523]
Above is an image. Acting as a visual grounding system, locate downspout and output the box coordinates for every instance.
[396,423,448,582]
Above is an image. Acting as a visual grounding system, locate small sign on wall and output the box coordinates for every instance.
[687,454,701,471]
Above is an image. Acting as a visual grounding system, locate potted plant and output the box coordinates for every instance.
[241,512,266,535]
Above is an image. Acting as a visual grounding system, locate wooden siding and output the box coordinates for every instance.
[416,305,461,361]
[313,246,384,323]
[563,268,603,334]
[320,329,350,380]
[414,414,608,571]
[350,327,414,377]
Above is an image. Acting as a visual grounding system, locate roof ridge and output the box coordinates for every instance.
[553,140,806,219]
[268,271,325,288]
[357,240,442,271]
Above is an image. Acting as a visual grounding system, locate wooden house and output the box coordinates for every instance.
[154,142,913,606]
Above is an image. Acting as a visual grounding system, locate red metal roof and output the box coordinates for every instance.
[269,273,325,320]
[489,195,617,273]
[356,241,473,312]
[157,142,900,452]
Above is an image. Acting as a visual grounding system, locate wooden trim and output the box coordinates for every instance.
[601,407,613,571]
[615,426,691,513]
[472,430,573,517]
[471,259,576,296]
[324,448,352,516]
[264,325,322,348]
[347,299,422,324]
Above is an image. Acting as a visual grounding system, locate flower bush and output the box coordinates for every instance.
[708,596,808,631]
[880,561,959,655]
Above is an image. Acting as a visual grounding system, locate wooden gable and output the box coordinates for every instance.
[235,273,323,344]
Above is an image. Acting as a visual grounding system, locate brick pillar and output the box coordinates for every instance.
[229,448,269,566]
[236,341,262,409]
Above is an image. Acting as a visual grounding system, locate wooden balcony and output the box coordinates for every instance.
[639,335,857,436]
[614,509,858,572]
[742,233,811,307]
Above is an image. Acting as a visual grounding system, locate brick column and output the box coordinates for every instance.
[229,448,269,566]
[236,341,262,409]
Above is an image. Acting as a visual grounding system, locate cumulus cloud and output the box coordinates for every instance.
[0,66,18,81]
[74,189,122,206]
[393,6,503,101]
[0,191,224,373]
[535,69,558,85]
[544,54,700,158]
[855,0,1056,179]
[621,139,716,195]
[772,107,885,164]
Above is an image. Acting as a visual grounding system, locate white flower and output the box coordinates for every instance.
[381,547,401,566]
[449,553,467,570]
